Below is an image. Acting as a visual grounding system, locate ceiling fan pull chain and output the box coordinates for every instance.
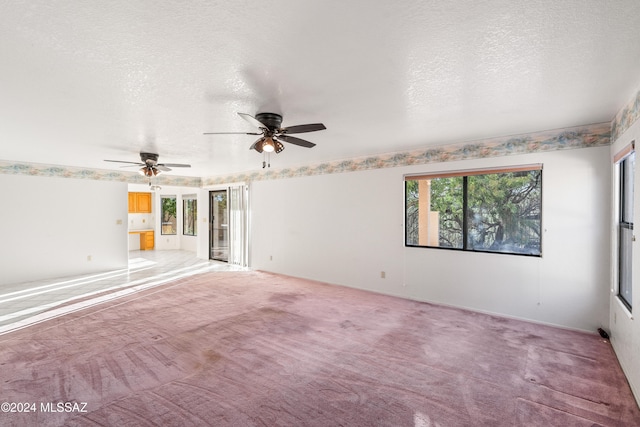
[262,152,272,168]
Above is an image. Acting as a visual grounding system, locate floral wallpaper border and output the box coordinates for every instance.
[202,122,612,186]
[611,86,640,143]
[0,120,619,187]
[0,161,202,187]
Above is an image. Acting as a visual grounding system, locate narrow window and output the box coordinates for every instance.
[183,195,197,236]
[617,145,634,311]
[405,165,542,256]
[161,196,177,235]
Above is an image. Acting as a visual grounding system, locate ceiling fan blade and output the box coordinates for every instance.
[203,132,263,135]
[104,159,144,165]
[155,165,172,172]
[279,123,326,134]
[277,134,316,148]
[238,112,269,129]
[158,163,191,168]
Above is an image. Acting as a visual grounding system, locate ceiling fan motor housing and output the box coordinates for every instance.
[140,152,159,164]
[255,113,283,131]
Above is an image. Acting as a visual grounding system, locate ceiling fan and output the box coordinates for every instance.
[204,112,326,159]
[104,152,191,177]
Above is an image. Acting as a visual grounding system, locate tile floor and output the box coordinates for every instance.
[0,250,244,334]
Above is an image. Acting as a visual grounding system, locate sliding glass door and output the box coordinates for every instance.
[209,186,248,266]
[210,190,228,262]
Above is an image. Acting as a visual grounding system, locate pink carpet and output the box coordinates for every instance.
[0,271,638,426]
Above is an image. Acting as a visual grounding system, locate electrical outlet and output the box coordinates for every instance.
[380,271,386,279]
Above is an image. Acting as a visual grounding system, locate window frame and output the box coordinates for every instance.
[160,195,177,236]
[404,164,543,257]
[183,195,197,237]
[616,142,635,312]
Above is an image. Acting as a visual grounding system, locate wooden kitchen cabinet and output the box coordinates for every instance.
[128,192,152,213]
[136,192,151,213]
[128,192,136,213]
[141,230,154,250]
[129,230,154,250]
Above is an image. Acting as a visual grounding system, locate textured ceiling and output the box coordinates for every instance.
[1,1,640,178]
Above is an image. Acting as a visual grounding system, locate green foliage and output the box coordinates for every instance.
[430,176,464,248]
[161,196,176,221]
[161,196,177,235]
[183,198,197,236]
[467,171,541,253]
[405,170,542,255]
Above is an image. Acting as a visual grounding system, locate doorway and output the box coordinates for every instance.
[209,185,249,266]
[210,190,228,262]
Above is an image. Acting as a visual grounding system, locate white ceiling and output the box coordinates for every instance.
[2,1,640,178]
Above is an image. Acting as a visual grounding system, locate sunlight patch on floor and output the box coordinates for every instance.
[0,251,244,335]
[414,411,442,427]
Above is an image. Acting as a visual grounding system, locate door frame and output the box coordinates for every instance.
[208,185,249,266]
[209,189,228,262]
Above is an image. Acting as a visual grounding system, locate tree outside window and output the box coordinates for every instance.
[405,166,542,256]
[161,196,177,235]
[183,196,197,236]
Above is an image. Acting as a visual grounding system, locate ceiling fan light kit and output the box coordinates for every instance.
[253,137,284,154]
[263,142,274,153]
[138,167,161,177]
[204,112,326,167]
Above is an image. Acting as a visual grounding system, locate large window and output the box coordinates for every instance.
[405,165,542,256]
[617,147,634,311]
[161,196,177,235]
[183,195,197,236]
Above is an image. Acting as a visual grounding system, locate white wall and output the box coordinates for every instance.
[250,146,611,332]
[610,117,640,405]
[0,174,128,285]
[128,212,153,232]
